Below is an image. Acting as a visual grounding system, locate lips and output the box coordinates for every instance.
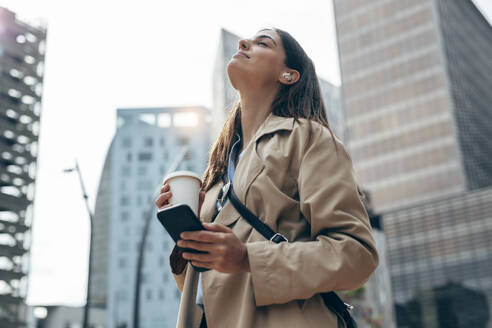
[234,51,249,59]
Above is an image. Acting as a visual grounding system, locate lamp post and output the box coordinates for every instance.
[132,146,189,328]
[63,160,94,328]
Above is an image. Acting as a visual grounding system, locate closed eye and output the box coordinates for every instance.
[257,41,268,47]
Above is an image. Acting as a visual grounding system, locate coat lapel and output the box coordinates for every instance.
[199,182,221,223]
[233,113,294,205]
[203,114,295,225]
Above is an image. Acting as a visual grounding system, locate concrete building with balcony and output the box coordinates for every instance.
[0,7,46,328]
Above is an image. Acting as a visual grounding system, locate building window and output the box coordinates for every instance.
[118,258,126,268]
[121,211,129,221]
[139,114,156,126]
[138,153,152,161]
[174,112,198,127]
[178,136,189,146]
[122,137,131,148]
[119,241,129,252]
[146,289,152,301]
[120,196,130,205]
[144,137,153,147]
[137,180,152,191]
[159,289,165,300]
[121,166,131,176]
[137,166,146,176]
[127,152,132,162]
[158,113,171,127]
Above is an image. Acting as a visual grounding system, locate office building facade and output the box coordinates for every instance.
[383,187,492,327]
[333,0,492,212]
[0,7,46,328]
[91,107,210,328]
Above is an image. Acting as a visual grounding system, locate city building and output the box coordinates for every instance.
[91,107,211,328]
[383,186,492,327]
[0,7,46,328]
[212,28,346,143]
[318,78,346,143]
[211,28,241,140]
[349,191,397,328]
[27,305,106,328]
[333,0,492,212]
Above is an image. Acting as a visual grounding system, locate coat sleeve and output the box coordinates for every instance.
[246,125,379,306]
[170,245,188,291]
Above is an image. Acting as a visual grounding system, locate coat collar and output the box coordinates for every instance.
[202,113,296,225]
[253,112,295,143]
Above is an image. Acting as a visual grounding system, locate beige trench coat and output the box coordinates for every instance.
[170,113,379,328]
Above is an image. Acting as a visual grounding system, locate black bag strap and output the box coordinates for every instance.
[226,182,357,328]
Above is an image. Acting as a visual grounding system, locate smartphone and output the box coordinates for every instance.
[156,204,209,272]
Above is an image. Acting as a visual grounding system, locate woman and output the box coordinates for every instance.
[155,27,379,328]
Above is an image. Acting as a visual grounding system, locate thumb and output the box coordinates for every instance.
[203,222,231,233]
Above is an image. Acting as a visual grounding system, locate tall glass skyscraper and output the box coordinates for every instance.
[383,186,492,327]
[333,1,492,326]
[0,7,46,328]
[333,0,492,212]
[91,107,210,328]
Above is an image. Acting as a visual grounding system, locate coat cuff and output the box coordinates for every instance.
[170,244,187,274]
[170,245,188,291]
[247,241,281,306]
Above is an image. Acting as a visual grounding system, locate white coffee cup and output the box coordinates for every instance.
[162,170,202,216]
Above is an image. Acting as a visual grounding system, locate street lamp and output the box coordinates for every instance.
[63,160,94,328]
[132,146,189,328]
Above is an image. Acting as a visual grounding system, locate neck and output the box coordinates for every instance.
[238,86,278,149]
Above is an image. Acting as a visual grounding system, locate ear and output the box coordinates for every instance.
[279,69,300,85]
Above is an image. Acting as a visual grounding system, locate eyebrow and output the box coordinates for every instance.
[253,34,277,47]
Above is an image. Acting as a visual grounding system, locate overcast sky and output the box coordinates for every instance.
[1,0,491,306]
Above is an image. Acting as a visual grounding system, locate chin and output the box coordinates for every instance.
[227,60,245,91]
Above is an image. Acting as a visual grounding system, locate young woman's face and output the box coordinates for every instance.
[227,29,288,89]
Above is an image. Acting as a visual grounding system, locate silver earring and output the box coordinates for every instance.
[283,72,292,82]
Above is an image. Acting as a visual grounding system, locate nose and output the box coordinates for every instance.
[238,38,250,50]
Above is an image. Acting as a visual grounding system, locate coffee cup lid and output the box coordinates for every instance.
[163,170,202,186]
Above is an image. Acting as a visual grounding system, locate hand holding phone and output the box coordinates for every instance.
[156,204,209,272]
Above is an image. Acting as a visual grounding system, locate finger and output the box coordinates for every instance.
[177,240,225,254]
[190,261,214,269]
[203,222,232,233]
[181,230,226,243]
[160,203,173,210]
[155,191,172,207]
[182,251,219,262]
[160,183,170,193]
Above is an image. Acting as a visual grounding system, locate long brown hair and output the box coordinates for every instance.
[201,28,338,191]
